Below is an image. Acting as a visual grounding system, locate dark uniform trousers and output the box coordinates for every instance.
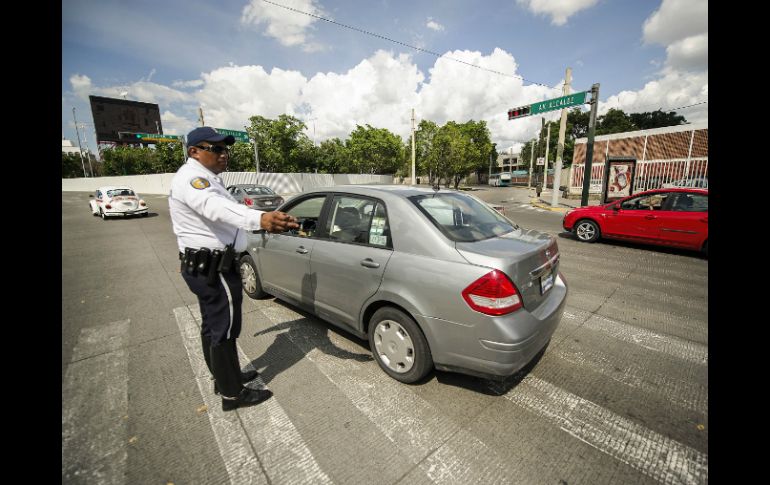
[181,262,244,397]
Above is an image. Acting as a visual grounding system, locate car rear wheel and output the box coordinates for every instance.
[574,219,600,243]
[368,307,433,383]
[239,254,266,299]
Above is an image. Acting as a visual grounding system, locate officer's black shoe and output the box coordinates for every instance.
[221,387,273,412]
[214,370,260,395]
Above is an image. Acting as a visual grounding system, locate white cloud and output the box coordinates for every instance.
[603,70,708,124]
[643,0,707,46]
[172,79,205,89]
[426,18,444,31]
[517,0,600,26]
[69,74,93,100]
[241,0,327,52]
[159,110,196,138]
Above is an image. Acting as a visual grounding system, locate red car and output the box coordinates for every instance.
[562,188,708,254]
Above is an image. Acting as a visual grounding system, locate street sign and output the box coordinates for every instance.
[536,157,545,166]
[127,133,181,142]
[214,128,250,143]
[530,91,588,115]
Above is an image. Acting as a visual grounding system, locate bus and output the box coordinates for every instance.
[489,172,512,187]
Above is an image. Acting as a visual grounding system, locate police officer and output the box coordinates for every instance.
[169,126,298,412]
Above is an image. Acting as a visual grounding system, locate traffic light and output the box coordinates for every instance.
[507,105,531,120]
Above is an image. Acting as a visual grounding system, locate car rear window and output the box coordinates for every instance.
[243,186,275,196]
[409,193,516,242]
[107,189,135,197]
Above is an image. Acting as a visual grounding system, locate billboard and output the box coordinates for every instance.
[89,95,163,143]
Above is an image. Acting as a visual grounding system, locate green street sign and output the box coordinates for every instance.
[214,128,250,143]
[134,133,181,142]
[531,91,588,115]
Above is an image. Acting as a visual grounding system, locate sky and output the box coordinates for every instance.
[62,0,708,159]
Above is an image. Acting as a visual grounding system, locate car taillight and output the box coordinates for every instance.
[461,269,522,315]
[105,204,112,209]
[244,198,253,206]
[139,200,146,206]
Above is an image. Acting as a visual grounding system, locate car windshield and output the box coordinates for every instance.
[107,189,135,197]
[409,193,516,242]
[243,186,275,196]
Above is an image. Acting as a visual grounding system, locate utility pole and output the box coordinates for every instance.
[528,141,534,188]
[71,108,87,177]
[246,125,260,176]
[543,121,551,189]
[551,67,572,207]
[411,108,416,185]
[198,107,205,126]
[80,123,94,177]
[580,83,601,207]
[488,152,492,185]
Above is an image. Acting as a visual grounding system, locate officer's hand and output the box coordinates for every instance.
[261,211,299,233]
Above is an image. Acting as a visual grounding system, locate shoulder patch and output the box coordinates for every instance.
[190,177,211,190]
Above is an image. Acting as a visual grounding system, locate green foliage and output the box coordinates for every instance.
[629,110,686,130]
[347,124,403,174]
[62,152,85,178]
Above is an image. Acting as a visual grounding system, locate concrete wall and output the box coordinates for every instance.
[62,172,396,196]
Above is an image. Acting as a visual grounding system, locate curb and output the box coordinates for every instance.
[530,198,570,213]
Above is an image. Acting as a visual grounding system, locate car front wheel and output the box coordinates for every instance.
[368,307,433,383]
[239,254,266,299]
[574,219,600,243]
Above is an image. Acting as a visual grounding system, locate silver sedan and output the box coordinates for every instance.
[239,185,567,383]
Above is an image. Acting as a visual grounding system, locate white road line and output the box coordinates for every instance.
[256,300,526,484]
[62,320,130,485]
[562,309,708,365]
[496,376,708,485]
[174,306,332,485]
[553,345,707,414]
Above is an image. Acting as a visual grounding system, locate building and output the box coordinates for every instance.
[568,122,708,197]
[62,138,81,155]
[496,150,522,172]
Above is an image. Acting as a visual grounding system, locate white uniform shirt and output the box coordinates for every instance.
[169,158,265,252]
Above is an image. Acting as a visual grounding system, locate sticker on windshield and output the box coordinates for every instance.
[190,177,210,190]
[369,235,388,246]
[370,217,386,235]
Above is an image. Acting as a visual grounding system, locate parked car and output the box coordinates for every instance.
[226,184,284,211]
[562,188,708,254]
[88,186,148,219]
[662,176,708,189]
[239,185,567,383]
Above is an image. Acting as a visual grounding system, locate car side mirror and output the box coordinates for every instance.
[613,203,620,211]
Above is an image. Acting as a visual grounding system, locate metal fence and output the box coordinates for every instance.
[570,158,708,194]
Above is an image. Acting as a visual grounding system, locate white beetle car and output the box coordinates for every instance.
[89,186,149,219]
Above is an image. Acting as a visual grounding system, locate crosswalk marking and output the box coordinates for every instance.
[62,320,130,485]
[492,376,708,485]
[562,309,708,364]
[174,306,333,485]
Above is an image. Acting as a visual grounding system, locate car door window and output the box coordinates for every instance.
[284,195,326,238]
[670,193,708,212]
[325,196,391,248]
[621,195,653,210]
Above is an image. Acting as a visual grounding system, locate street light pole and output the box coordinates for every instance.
[80,123,94,177]
[72,107,87,177]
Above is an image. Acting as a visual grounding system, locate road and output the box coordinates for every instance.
[62,187,708,485]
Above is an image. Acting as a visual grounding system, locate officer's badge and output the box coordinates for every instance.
[190,177,210,190]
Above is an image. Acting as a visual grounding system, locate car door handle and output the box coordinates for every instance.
[296,246,309,254]
[360,258,380,268]
[644,215,656,220]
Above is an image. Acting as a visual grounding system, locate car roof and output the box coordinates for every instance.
[98,186,135,192]
[227,184,270,188]
[642,187,708,195]
[298,184,466,200]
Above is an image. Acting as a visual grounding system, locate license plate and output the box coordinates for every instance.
[540,269,554,294]
[264,201,272,205]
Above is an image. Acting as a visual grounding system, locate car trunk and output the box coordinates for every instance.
[455,228,559,311]
[111,196,140,211]
[253,196,283,208]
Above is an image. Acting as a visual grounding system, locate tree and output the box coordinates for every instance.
[246,114,311,173]
[629,109,686,130]
[414,120,439,184]
[596,108,636,135]
[228,141,256,172]
[347,124,403,174]
[62,152,85,178]
[317,138,352,173]
[460,120,494,185]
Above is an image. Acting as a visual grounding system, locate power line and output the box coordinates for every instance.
[259,0,563,92]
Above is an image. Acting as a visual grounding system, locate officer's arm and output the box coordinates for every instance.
[180,181,264,230]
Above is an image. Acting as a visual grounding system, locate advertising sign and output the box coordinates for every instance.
[603,158,636,203]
